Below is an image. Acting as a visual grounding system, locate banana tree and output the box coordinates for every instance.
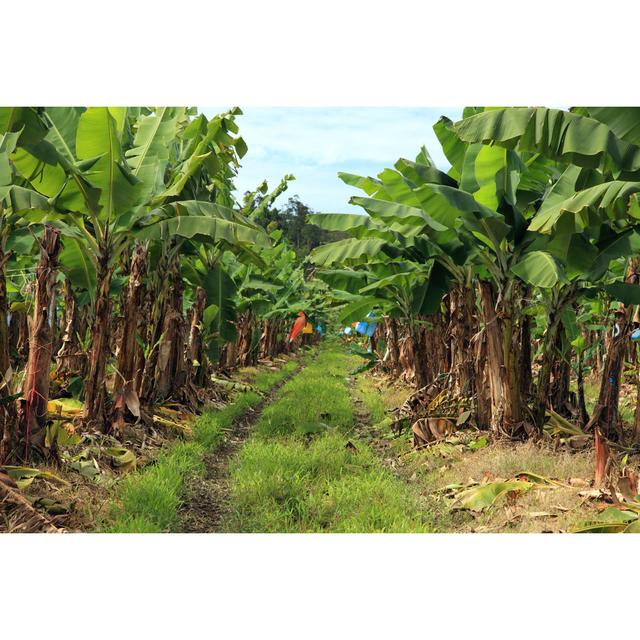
[1,113,70,460]
[4,106,254,430]
[454,107,640,439]
[136,197,270,399]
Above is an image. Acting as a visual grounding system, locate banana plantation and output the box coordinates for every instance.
[3,106,640,533]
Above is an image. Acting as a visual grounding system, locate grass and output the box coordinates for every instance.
[192,359,302,450]
[102,356,302,533]
[373,431,597,533]
[354,369,599,533]
[226,434,430,532]
[583,376,637,424]
[238,358,303,393]
[253,348,355,439]
[224,341,433,532]
[431,442,596,533]
[354,372,412,425]
[103,442,206,533]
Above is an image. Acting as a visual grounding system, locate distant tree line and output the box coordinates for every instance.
[250,194,346,257]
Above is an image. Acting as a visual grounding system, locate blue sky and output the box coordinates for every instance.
[203,107,463,213]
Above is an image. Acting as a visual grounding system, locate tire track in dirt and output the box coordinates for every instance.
[178,360,308,533]
[348,375,420,483]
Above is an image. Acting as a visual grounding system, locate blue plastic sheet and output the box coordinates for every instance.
[355,321,368,335]
[354,311,378,337]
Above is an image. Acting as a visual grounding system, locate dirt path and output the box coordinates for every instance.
[349,377,398,464]
[178,365,302,533]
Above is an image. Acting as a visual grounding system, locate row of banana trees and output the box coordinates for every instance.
[0,107,327,463]
[310,107,640,444]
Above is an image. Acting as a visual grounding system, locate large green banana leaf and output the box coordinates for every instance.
[583,107,640,146]
[433,116,466,180]
[201,265,237,343]
[350,197,448,231]
[310,237,399,267]
[125,107,186,203]
[139,201,270,247]
[59,237,97,295]
[454,107,640,175]
[315,269,371,294]
[511,250,562,288]
[530,181,640,234]
[338,296,384,324]
[76,107,140,222]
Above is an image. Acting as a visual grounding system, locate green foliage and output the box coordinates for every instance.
[253,195,346,257]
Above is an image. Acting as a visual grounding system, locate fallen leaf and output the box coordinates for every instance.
[124,388,141,418]
[1,466,70,490]
[454,480,533,511]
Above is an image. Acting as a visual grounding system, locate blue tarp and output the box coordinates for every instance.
[355,311,378,337]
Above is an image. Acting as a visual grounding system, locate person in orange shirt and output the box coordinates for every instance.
[289,312,306,342]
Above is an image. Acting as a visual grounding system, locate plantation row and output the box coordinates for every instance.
[0,107,327,466]
[309,107,640,466]
[4,105,640,491]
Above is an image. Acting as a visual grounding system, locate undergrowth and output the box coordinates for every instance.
[102,357,302,533]
[225,342,433,532]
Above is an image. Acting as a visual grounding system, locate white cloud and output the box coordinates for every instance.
[202,107,462,212]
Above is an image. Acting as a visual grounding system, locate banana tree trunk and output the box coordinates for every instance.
[518,295,533,399]
[0,242,15,464]
[8,308,27,366]
[634,357,640,445]
[474,324,491,429]
[382,316,401,375]
[425,310,450,384]
[550,341,572,416]
[55,277,86,379]
[449,284,475,397]
[224,341,237,370]
[398,322,415,384]
[84,253,113,427]
[111,244,146,434]
[586,258,639,440]
[19,226,61,459]
[154,255,185,399]
[134,289,151,396]
[479,280,523,434]
[236,309,254,367]
[272,320,283,356]
[595,332,603,375]
[187,286,206,387]
[533,314,563,430]
[259,319,276,359]
[577,347,590,428]
[410,322,430,389]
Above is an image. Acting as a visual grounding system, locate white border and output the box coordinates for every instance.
[2,1,639,105]
[3,1,640,637]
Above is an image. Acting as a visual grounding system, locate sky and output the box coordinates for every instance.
[202,107,463,213]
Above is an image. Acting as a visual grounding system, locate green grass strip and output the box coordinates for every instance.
[101,357,302,533]
[225,342,433,532]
